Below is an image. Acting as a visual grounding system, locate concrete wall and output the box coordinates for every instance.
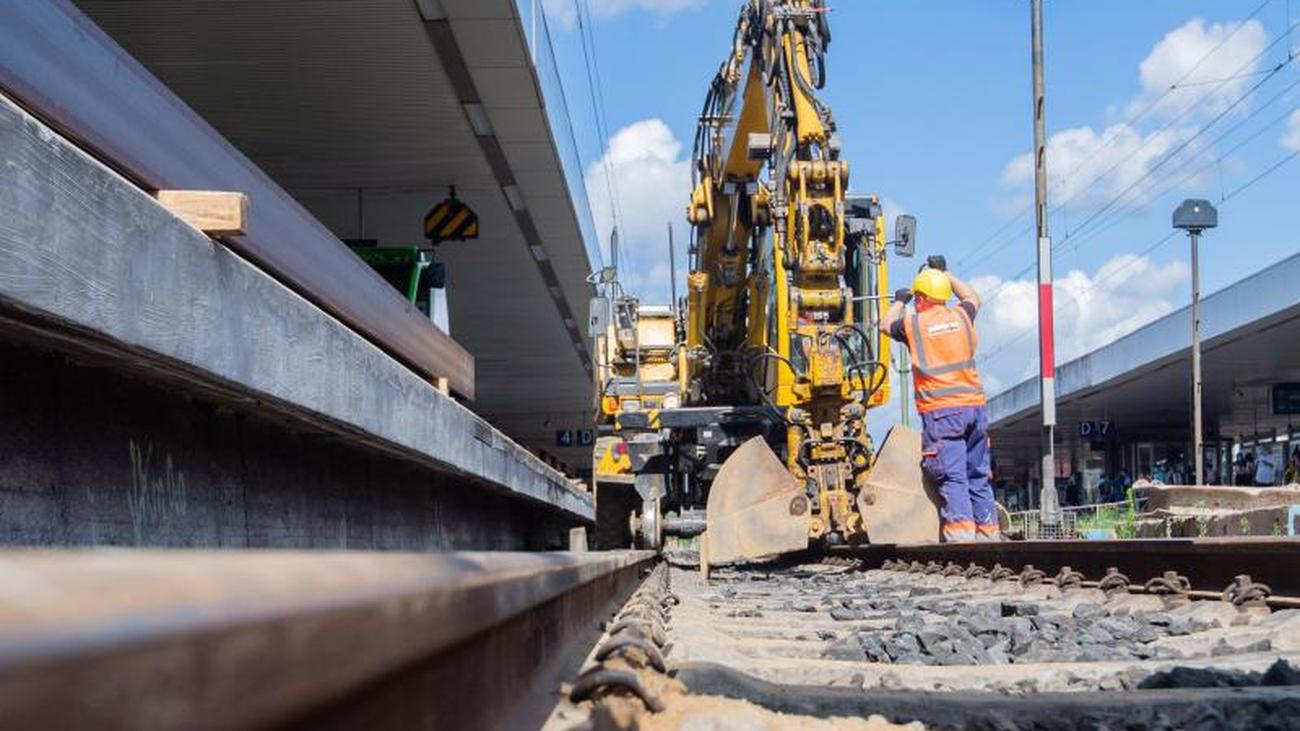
[0,335,571,550]
[0,87,590,549]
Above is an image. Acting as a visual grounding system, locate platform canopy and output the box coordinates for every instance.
[989,252,1300,477]
[74,0,602,468]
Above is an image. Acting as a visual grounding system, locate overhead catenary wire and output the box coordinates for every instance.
[977,231,1180,368]
[977,35,1300,312]
[1058,95,1300,253]
[1056,45,1298,249]
[957,0,1279,270]
[961,4,1290,285]
[574,0,626,272]
[978,15,1300,363]
[534,3,604,269]
[1052,15,1299,246]
[1049,65,1300,252]
[979,141,1299,370]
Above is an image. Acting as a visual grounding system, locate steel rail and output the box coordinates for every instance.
[846,537,1300,601]
[0,0,474,398]
[0,550,654,730]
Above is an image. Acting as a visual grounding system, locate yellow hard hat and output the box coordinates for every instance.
[912,268,953,302]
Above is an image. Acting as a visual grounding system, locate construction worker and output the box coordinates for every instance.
[880,255,997,542]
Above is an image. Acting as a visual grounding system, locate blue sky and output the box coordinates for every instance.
[540,0,1300,405]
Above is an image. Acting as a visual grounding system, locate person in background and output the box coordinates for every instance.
[1254,451,1277,487]
[881,255,997,543]
[1066,472,1082,506]
[1286,448,1300,485]
[1233,453,1249,486]
[1153,460,1169,485]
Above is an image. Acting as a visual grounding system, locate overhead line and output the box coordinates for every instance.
[981,142,1299,369]
[957,0,1277,269]
[1060,94,1300,252]
[1057,52,1296,248]
[979,231,1180,367]
[574,0,625,267]
[1222,146,1300,200]
[1053,17,1299,246]
[978,25,1300,301]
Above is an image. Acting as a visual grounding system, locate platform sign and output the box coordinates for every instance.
[1079,420,1116,443]
[555,429,594,448]
[1273,383,1300,415]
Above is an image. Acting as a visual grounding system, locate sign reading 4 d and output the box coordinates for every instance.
[555,429,595,448]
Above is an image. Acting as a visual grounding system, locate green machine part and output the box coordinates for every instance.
[349,246,443,318]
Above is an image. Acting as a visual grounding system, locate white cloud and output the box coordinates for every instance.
[996,16,1263,218]
[1284,109,1300,153]
[974,254,1189,393]
[1000,123,1206,211]
[1132,18,1267,120]
[586,118,691,301]
[543,0,709,30]
[541,0,577,28]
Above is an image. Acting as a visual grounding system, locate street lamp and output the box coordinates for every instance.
[1173,199,1217,486]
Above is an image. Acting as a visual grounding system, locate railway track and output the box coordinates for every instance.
[552,538,1300,730]
[0,539,1297,729]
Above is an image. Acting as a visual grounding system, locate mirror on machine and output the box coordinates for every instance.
[893,214,917,257]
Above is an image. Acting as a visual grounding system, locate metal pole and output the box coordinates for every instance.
[896,342,911,428]
[1191,230,1204,485]
[667,222,679,314]
[1031,0,1060,521]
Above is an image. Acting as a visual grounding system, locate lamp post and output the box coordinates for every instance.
[1173,199,1218,486]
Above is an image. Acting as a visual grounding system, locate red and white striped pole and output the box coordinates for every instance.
[1031,0,1060,521]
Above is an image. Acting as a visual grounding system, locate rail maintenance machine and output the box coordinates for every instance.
[591,0,942,569]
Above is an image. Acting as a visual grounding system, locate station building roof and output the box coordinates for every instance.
[989,251,1300,475]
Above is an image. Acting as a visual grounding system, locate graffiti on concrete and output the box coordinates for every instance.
[128,440,188,544]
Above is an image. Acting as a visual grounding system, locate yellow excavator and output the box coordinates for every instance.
[593,0,941,565]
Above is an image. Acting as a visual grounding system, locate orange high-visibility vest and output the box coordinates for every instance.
[902,304,986,413]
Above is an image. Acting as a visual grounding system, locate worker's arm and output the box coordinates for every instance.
[926,255,980,311]
[880,289,911,339]
[949,273,981,311]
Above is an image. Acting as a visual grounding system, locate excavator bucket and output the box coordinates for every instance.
[700,436,810,567]
[857,425,942,543]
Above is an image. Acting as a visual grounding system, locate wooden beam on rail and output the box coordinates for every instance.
[0,3,476,400]
[155,190,249,236]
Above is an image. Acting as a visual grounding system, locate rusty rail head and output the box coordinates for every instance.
[0,550,654,730]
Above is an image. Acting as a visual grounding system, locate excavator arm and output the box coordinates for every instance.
[686,1,938,566]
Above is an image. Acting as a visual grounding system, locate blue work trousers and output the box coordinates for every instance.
[920,405,997,541]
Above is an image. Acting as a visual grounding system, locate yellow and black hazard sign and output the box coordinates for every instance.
[424,189,479,242]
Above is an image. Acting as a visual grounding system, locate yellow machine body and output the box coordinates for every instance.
[685,0,938,566]
[591,299,682,549]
